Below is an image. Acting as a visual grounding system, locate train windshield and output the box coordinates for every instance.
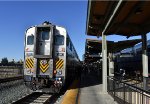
[27,35,34,45]
[55,35,64,45]
[41,31,49,40]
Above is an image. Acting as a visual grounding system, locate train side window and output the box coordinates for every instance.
[27,35,34,45]
[67,37,69,46]
[148,47,150,52]
[70,43,72,51]
[41,31,49,40]
[55,35,64,45]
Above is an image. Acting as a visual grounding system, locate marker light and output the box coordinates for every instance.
[54,70,57,74]
[58,78,61,81]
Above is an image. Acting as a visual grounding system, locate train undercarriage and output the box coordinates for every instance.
[24,76,63,93]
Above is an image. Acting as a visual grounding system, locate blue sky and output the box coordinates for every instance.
[0,1,150,61]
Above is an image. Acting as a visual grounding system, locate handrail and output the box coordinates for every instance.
[108,76,150,94]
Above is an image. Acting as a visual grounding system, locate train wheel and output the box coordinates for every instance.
[31,82,37,91]
[51,85,60,93]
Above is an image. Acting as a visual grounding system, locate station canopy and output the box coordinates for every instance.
[86,0,150,37]
[84,39,141,63]
[84,39,113,63]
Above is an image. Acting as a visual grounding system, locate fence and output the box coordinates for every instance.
[108,76,150,104]
[0,66,23,78]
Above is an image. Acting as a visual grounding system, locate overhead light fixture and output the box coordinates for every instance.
[89,25,93,28]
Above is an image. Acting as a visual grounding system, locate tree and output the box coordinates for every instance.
[1,57,8,66]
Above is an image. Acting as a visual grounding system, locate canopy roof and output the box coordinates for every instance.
[86,0,150,37]
[84,39,141,63]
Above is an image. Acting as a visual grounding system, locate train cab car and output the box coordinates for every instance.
[24,21,80,93]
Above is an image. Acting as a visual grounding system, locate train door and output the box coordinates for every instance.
[36,27,51,56]
[34,26,54,78]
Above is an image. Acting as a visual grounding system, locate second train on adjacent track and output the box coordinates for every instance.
[115,40,150,78]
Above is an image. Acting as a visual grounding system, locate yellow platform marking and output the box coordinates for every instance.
[55,58,64,69]
[25,58,34,69]
[40,60,49,73]
[61,80,79,104]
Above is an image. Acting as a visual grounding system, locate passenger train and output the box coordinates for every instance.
[24,21,81,93]
[115,40,150,77]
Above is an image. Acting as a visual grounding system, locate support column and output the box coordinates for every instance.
[108,53,114,77]
[141,34,148,90]
[102,33,107,93]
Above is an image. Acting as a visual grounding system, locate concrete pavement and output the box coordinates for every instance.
[78,72,118,104]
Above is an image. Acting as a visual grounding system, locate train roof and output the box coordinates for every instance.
[25,22,66,33]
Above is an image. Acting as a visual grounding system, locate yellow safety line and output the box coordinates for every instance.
[61,80,79,104]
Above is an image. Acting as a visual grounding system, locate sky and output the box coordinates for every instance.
[0,1,150,61]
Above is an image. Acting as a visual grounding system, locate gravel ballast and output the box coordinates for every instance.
[0,80,32,104]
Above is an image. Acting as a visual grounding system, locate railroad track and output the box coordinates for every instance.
[12,92,61,104]
[0,76,23,83]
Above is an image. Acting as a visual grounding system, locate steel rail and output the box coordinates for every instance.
[0,76,23,83]
[12,92,53,104]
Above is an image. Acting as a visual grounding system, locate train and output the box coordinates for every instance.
[114,40,150,78]
[23,21,81,93]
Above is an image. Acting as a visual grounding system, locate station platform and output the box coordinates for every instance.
[61,71,118,104]
[78,72,118,104]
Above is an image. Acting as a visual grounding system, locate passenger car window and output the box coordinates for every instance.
[67,37,69,46]
[70,43,72,51]
[41,31,49,40]
[55,35,64,45]
[27,35,34,45]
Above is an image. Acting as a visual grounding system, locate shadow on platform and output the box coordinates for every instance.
[68,69,102,90]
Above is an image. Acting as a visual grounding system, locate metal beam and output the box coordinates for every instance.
[86,0,92,35]
[103,0,123,34]
[102,2,118,28]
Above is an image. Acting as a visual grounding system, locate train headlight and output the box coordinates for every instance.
[58,78,61,81]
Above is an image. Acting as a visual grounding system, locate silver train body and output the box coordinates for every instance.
[24,22,80,92]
